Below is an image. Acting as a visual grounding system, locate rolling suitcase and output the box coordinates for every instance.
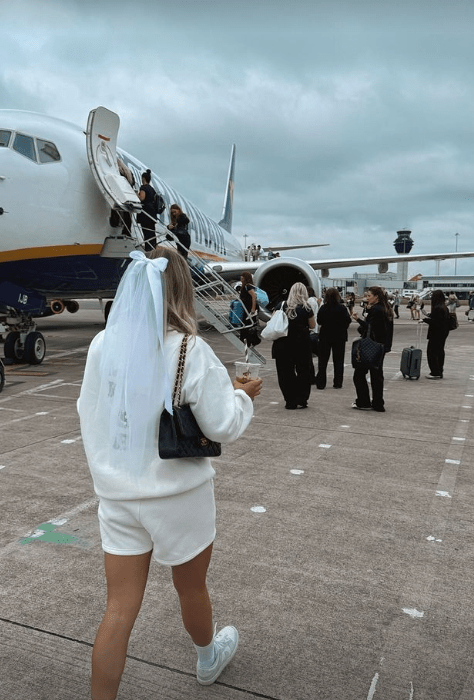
[400,322,423,380]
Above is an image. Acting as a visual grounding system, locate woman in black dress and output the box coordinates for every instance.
[351,286,393,412]
[316,287,351,389]
[137,169,157,250]
[239,272,260,347]
[271,282,315,409]
[167,204,191,259]
[422,289,450,379]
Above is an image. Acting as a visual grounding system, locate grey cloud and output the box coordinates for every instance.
[1,0,474,276]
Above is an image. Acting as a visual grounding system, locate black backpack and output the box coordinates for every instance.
[153,192,166,217]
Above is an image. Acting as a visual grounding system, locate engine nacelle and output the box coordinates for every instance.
[378,263,389,274]
[320,268,330,278]
[253,257,321,308]
[50,299,65,314]
[65,300,80,313]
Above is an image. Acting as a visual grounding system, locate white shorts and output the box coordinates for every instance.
[97,480,216,565]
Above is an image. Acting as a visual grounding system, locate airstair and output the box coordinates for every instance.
[101,213,266,365]
[160,226,266,366]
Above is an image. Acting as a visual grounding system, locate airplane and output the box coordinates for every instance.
[2,105,474,366]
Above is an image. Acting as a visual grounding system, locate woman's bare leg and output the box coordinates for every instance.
[171,543,214,647]
[91,551,152,700]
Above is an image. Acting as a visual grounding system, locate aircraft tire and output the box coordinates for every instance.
[0,361,4,392]
[4,332,24,362]
[24,332,46,365]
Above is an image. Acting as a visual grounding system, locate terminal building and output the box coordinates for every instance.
[326,230,474,299]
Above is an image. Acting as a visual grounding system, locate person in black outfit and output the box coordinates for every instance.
[351,286,393,412]
[316,287,351,389]
[421,289,450,379]
[239,271,260,347]
[137,169,158,250]
[345,292,356,316]
[167,204,191,259]
[271,282,315,409]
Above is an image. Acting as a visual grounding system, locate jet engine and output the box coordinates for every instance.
[252,257,321,308]
[65,300,80,313]
[50,299,65,314]
[378,263,389,274]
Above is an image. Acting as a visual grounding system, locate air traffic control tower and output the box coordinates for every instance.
[394,229,414,282]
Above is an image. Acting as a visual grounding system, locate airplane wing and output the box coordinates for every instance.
[210,250,474,280]
[267,244,329,251]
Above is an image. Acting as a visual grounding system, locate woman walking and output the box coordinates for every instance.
[422,289,450,379]
[167,203,191,259]
[351,286,393,412]
[271,282,315,409]
[239,271,260,347]
[78,247,262,699]
[316,287,351,389]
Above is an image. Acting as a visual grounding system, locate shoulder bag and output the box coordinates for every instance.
[261,304,288,341]
[158,335,221,459]
[448,313,458,330]
[351,322,385,370]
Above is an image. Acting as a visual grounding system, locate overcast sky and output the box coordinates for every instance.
[2,0,474,278]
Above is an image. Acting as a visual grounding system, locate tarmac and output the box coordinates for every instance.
[1,302,474,700]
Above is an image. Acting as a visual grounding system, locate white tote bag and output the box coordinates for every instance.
[261,306,288,341]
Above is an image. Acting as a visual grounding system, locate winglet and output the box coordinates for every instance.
[218,144,235,233]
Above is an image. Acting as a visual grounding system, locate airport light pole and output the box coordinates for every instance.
[454,232,459,275]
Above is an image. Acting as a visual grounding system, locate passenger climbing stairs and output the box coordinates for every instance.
[163,227,266,366]
[101,218,266,365]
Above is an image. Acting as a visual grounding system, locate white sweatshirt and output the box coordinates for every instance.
[77,330,254,500]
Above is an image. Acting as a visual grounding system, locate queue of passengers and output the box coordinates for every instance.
[237,275,466,411]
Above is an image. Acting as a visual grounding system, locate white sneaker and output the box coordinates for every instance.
[196,626,239,685]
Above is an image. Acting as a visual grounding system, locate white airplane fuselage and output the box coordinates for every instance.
[2,106,474,364]
[0,110,243,311]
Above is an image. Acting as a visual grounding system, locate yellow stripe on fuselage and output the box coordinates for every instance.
[0,245,229,264]
[0,245,103,263]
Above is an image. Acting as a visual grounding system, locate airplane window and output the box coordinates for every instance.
[13,133,37,162]
[37,139,60,163]
[0,130,11,147]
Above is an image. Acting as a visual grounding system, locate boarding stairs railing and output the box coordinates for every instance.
[101,209,266,365]
[155,228,266,366]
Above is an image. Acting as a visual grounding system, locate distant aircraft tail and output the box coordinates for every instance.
[218,144,235,233]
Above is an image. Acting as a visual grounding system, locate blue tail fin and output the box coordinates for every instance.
[218,144,235,233]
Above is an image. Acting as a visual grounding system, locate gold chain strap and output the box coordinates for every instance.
[172,334,189,407]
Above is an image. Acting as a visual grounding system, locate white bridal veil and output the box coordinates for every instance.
[98,250,173,476]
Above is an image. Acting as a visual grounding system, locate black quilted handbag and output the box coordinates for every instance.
[158,334,221,459]
[351,323,385,370]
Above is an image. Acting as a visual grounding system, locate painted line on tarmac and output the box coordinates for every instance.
[0,379,64,405]
[364,360,474,697]
[42,346,90,362]
[0,410,53,428]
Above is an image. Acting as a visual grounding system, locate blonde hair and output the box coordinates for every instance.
[286,282,310,319]
[147,246,197,335]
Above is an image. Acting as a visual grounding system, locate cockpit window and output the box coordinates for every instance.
[0,130,11,147]
[13,133,37,162]
[37,139,60,163]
